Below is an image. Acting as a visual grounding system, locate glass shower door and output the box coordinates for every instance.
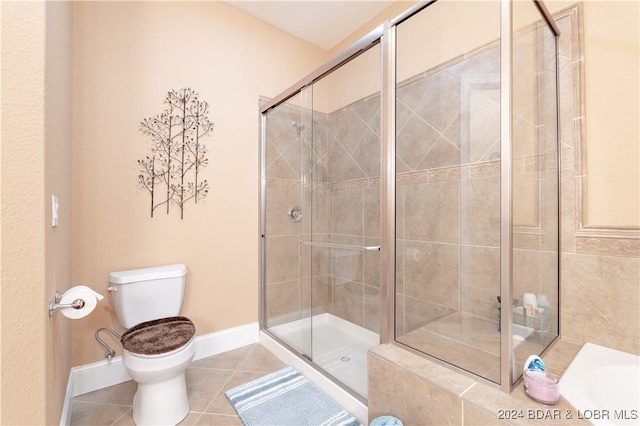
[394,0,504,383]
[262,42,381,401]
[304,44,382,399]
[262,87,313,360]
[392,0,560,387]
[510,0,560,384]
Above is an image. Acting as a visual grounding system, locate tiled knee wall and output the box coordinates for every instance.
[368,343,589,426]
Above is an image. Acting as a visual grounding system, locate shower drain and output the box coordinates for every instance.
[340,356,350,362]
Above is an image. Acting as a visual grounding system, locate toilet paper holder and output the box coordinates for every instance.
[48,291,85,317]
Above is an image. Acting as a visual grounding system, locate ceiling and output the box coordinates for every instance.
[223,1,395,50]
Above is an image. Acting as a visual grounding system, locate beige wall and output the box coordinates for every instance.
[1,1,73,424]
[71,1,328,366]
[329,1,416,56]
[580,1,639,228]
[538,0,640,229]
[0,3,46,421]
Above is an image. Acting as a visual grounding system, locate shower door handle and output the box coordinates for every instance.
[301,240,380,251]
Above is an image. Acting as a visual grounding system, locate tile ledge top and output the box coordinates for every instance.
[461,339,588,425]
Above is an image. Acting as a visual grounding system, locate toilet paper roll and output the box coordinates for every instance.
[60,285,104,319]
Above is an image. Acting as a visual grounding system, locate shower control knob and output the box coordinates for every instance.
[288,206,302,223]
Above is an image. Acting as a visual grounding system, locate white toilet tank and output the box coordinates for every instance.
[109,264,187,329]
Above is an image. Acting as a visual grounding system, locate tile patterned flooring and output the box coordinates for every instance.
[70,343,288,425]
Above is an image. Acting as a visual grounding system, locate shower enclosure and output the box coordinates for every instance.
[260,0,560,400]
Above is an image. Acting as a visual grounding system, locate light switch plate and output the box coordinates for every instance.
[51,195,59,227]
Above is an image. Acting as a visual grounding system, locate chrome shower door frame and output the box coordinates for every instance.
[258,25,385,404]
[500,0,562,392]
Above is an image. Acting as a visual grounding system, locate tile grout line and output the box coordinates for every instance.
[459,381,477,398]
[200,372,235,417]
[198,343,257,419]
[110,407,132,426]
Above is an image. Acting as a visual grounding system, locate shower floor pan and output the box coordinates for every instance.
[269,313,380,398]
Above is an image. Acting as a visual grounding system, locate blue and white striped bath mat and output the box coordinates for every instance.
[225,366,361,426]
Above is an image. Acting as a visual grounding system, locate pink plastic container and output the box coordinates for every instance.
[523,370,560,404]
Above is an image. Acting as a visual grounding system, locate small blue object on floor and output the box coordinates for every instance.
[225,366,361,426]
[370,415,403,426]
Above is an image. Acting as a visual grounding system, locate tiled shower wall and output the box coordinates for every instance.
[263,103,305,328]
[263,95,383,334]
[318,95,382,333]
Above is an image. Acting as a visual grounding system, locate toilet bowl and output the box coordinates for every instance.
[108,265,195,426]
[120,315,196,425]
[123,341,195,425]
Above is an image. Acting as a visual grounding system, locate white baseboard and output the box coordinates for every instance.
[192,321,259,362]
[60,322,259,425]
[71,356,131,398]
[59,367,75,426]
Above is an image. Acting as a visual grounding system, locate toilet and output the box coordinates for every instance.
[108,264,195,426]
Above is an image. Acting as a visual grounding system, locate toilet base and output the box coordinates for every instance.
[132,373,189,426]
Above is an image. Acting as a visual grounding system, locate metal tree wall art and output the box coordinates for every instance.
[138,88,213,219]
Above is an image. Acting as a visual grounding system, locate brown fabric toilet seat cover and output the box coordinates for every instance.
[121,316,195,356]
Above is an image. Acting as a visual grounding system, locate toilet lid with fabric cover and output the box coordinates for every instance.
[121,316,195,355]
